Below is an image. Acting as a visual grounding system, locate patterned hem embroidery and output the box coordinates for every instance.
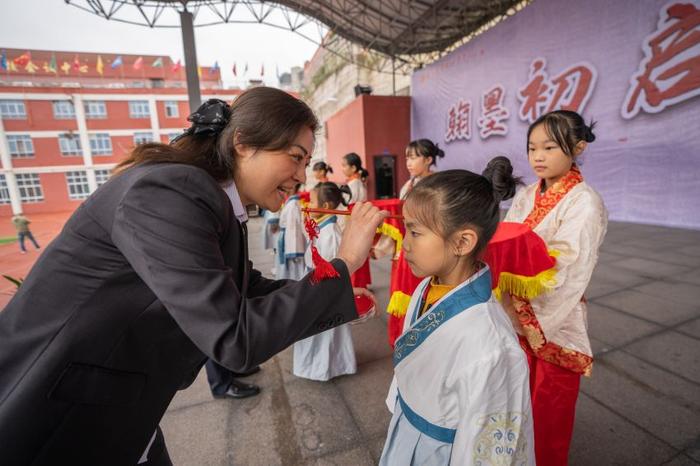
[474,412,530,466]
[512,297,593,376]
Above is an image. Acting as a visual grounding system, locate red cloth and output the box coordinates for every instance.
[351,258,372,288]
[482,222,556,289]
[523,340,581,466]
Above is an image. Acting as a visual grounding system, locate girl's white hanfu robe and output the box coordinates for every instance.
[503,168,608,375]
[261,208,280,251]
[276,194,307,280]
[380,266,535,466]
[293,215,357,381]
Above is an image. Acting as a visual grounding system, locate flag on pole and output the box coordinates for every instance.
[50,53,58,75]
[25,60,38,73]
[210,61,220,75]
[72,55,81,72]
[61,61,71,74]
[232,62,237,77]
[171,59,182,73]
[13,52,30,67]
[197,66,202,78]
[8,61,17,72]
[260,63,264,77]
[111,56,123,69]
[96,55,104,75]
[151,57,163,68]
[0,51,7,71]
[133,56,143,71]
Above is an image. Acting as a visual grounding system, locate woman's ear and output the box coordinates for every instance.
[452,228,478,257]
[233,130,255,161]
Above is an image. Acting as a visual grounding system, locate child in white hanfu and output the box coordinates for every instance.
[503,110,608,466]
[276,184,306,280]
[293,182,358,381]
[380,159,534,466]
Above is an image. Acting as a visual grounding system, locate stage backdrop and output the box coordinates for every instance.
[411,0,700,229]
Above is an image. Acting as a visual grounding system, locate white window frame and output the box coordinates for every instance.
[129,100,150,118]
[59,133,82,156]
[53,100,76,119]
[0,175,10,205]
[133,132,154,145]
[94,169,111,187]
[15,173,44,203]
[65,170,91,200]
[89,133,112,156]
[0,100,27,119]
[7,134,34,158]
[164,101,179,118]
[84,100,107,119]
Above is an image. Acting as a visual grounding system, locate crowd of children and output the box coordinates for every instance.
[259,109,607,466]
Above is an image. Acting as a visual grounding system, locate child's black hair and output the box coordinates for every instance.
[343,152,369,180]
[404,156,520,258]
[313,182,351,209]
[313,161,333,174]
[405,139,445,167]
[527,110,596,158]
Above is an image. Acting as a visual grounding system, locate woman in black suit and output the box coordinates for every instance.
[0,87,386,465]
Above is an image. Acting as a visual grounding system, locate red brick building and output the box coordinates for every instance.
[0,48,241,217]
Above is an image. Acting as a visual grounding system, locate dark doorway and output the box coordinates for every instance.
[373,154,396,199]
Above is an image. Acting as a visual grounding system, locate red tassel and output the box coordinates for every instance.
[304,212,340,284]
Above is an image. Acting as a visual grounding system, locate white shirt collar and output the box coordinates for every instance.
[222,181,248,224]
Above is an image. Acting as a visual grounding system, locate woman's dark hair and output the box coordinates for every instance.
[405,156,519,258]
[312,161,333,174]
[114,87,319,182]
[406,139,445,167]
[343,152,369,180]
[313,181,351,209]
[527,110,596,158]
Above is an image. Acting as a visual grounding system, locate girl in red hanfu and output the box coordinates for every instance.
[373,139,445,346]
[341,152,372,288]
[503,110,608,466]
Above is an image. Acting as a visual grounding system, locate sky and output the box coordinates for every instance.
[0,0,323,87]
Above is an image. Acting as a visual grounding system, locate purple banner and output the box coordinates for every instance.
[411,0,700,229]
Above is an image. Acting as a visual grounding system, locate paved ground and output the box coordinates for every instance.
[1,212,699,465]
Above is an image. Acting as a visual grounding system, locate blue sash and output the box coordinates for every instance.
[398,391,457,443]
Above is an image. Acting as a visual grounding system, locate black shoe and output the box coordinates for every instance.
[213,380,260,399]
[230,366,261,378]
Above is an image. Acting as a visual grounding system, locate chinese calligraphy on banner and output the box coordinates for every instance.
[414,0,700,228]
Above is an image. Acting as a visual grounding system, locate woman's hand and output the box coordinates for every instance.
[352,286,375,304]
[337,202,388,274]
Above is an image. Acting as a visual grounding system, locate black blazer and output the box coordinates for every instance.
[0,163,357,465]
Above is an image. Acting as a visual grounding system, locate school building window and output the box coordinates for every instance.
[58,134,82,156]
[84,100,107,119]
[0,100,27,119]
[65,170,91,200]
[129,100,150,118]
[94,169,111,187]
[53,100,76,119]
[7,135,34,158]
[164,101,179,118]
[168,132,181,142]
[16,173,44,203]
[89,133,112,156]
[0,175,10,205]
[133,132,154,145]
